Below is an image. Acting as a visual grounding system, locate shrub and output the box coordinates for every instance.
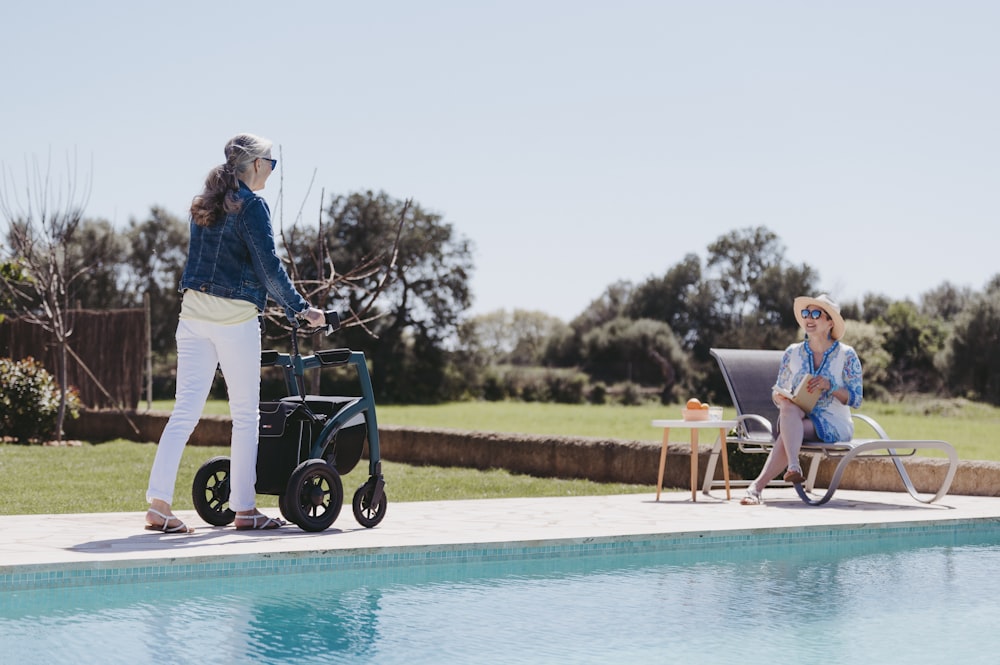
[481,372,507,402]
[544,371,588,404]
[0,357,80,444]
[519,377,548,403]
[588,382,608,405]
[726,443,767,481]
[618,382,645,406]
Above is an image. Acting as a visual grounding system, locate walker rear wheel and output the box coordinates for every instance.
[192,456,235,526]
[278,493,293,523]
[284,459,344,532]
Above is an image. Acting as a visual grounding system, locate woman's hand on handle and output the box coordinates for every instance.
[301,307,326,326]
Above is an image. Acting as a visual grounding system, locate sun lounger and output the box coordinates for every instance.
[706,348,959,505]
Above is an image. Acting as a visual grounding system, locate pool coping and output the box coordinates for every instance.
[4,489,1000,591]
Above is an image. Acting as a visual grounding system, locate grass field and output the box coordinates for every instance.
[2,398,995,516]
[0,441,649,515]
[151,397,1000,461]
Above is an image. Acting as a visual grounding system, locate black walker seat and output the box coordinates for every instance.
[707,348,959,505]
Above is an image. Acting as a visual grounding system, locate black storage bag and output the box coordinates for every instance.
[280,395,367,475]
[255,401,314,494]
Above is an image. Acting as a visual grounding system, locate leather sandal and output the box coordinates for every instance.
[783,466,805,485]
[145,508,194,534]
[235,512,286,531]
[740,487,763,506]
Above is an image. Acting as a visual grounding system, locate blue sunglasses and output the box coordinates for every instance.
[259,157,277,169]
[801,308,826,320]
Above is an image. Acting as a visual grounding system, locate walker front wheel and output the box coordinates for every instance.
[192,456,235,526]
[352,480,387,528]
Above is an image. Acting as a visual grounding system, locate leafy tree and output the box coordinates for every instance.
[985,274,1000,295]
[0,260,28,316]
[506,310,570,366]
[64,218,128,309]
[545,280,635,369]
[468,309,569,366]
[753,262,819,329]
[844,319,892,400]
[839,299,862,322]
[289,190,473,403]
[879,301,946,393]
[580,317,690,400]
[705,226,785,323]
[943,291,1000,405]
[571,279,634,333]
[860,292,892,323]
[920,281,973,322]
[626,253,712,348]
[121,208,188,355]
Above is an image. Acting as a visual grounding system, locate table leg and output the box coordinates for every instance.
[719,427,731,500]
[656,428,670,501]
[690,428,699,502]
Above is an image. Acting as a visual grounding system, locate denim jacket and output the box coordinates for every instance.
[179,182,309,321]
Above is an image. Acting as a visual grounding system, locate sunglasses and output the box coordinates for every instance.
[259,157,277,169]
[801,308,826,320]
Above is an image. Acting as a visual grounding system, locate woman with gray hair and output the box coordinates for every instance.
[145,133,325,533]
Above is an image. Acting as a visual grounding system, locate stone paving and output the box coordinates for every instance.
[3,488,1000,580]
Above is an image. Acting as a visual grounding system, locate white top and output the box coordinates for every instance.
[180,289,259,325]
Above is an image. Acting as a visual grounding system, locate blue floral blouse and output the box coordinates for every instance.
[775,340,863,442]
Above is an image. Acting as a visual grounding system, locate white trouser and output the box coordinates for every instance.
[146,317,262,511]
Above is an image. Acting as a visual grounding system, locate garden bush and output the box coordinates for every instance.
[0,357,80,444]
[545,371,588,404]
[588,381,608,405]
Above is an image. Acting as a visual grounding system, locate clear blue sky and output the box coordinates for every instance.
[4,1,997,322]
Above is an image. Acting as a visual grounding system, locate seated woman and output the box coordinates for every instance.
[740,294,863,505]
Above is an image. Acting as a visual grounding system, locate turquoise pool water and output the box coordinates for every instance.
[2,522,999,664]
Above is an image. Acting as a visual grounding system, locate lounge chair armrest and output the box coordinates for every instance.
[729,414,775,453]
[733,414,774,439]
[851,413,890,439]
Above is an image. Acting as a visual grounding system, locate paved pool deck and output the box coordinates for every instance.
[3,488,1000,584]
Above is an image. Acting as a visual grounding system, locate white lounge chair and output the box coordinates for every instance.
[706,348,959,505]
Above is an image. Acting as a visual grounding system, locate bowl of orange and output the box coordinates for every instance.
[682,398,710,421]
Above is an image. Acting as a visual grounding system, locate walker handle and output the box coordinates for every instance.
[323,310,341,336]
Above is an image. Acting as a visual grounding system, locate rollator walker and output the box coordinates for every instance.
[192,311,387,531]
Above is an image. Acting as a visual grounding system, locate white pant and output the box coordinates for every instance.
[146,317,262,511]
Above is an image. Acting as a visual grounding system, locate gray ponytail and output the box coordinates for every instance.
[190,133,273,227]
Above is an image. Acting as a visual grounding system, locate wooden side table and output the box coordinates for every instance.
[651,419,737,501]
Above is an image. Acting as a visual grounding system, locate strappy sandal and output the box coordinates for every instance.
[740,487,763,506]
[234,512,286,531]
[783,466,805,485]
[145,508,194,534]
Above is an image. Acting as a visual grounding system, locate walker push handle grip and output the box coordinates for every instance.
[324,310,341,336]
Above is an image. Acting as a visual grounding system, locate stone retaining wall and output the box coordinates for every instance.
[66,410,1000,497]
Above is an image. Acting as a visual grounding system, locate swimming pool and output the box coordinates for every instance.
[2,521,999,664]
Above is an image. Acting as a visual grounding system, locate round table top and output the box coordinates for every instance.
[651,418,738,428]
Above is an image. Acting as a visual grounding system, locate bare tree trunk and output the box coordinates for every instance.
[56,337,67,443]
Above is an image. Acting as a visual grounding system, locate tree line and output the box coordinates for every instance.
[3,185,999,407]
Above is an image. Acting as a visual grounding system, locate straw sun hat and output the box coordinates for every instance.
[793,294,845,341]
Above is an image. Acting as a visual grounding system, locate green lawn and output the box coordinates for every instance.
[151,397,1000,461]
[0,441,649,515]
[4,397,994,516]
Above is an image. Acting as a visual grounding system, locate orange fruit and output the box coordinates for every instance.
[686,398,701,410]
[700,403,710,410]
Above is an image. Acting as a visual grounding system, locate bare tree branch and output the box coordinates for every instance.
[0,151,93,442]
[266,167,411,339]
